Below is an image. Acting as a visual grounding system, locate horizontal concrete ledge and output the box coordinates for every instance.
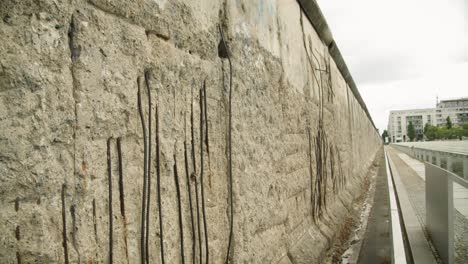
[297,0,377,131]
[386,150,438,264]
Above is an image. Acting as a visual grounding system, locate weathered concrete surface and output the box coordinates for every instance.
[0,0,381,263]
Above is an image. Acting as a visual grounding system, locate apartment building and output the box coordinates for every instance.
[387,97,468,142]
[387,108,436,142]
[436,97,468,127]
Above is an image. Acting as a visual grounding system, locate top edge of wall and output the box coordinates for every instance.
[296,0,378,132]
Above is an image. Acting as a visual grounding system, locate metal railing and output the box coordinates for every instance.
[391,143,468,180]
[391,143,468,263]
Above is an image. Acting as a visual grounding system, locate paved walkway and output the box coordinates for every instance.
[388,150,427,227]
[398,153,425,180]
[397,152,468,218]
[357,153,392,264]
[387,148,437,263]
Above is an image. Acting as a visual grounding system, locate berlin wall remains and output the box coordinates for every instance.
[0,0,382,263]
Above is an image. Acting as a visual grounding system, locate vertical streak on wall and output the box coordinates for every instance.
[116,137,130,263]
[199,87,209,264]
[61,185,70,264]
[144,70,152,264]
[136,76,148,264]
[155,104,166,264]
[106,138,114,263]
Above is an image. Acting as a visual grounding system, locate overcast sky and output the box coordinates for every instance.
[317,0,468,132]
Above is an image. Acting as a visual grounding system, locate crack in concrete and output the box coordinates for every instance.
[67,12,81,262]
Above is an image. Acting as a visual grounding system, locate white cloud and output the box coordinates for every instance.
[318,0,468,132]
[360,62,468,132]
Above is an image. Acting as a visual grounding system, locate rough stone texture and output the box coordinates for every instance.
[0,0,382,263]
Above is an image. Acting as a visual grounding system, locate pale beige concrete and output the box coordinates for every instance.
[0,0,381,263]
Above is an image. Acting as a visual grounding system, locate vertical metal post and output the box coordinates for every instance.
[463,156,468,180]
[447,155,453,173]
[426,163,454,264]
[436,152,441,167]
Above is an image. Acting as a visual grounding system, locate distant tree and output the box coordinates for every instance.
[446,116,453,129]
[463,123,468,137]
[424,122,430,134]
[425,125,438,140]
[407,121,416,141]
[417,134,423,141]
[449,127,464,139]
[436,127,450,139]
[381,130,388,142]
[436,127,444,139]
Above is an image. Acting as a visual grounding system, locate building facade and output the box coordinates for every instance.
[387,97,468,142]
[436,98,468,127]
[388,108,436,142]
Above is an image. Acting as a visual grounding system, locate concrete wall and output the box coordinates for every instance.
[0,0,382,263]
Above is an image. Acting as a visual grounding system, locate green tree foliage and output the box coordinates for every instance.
[424,122,464,140]
[424,122,430,134]
[381,130,388,141]
[424,124,438,140]
[450,127,464,139]
[463,123,468,137]
[407,121,416,141]
[446,116,452,129]
[436,127,449,139]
